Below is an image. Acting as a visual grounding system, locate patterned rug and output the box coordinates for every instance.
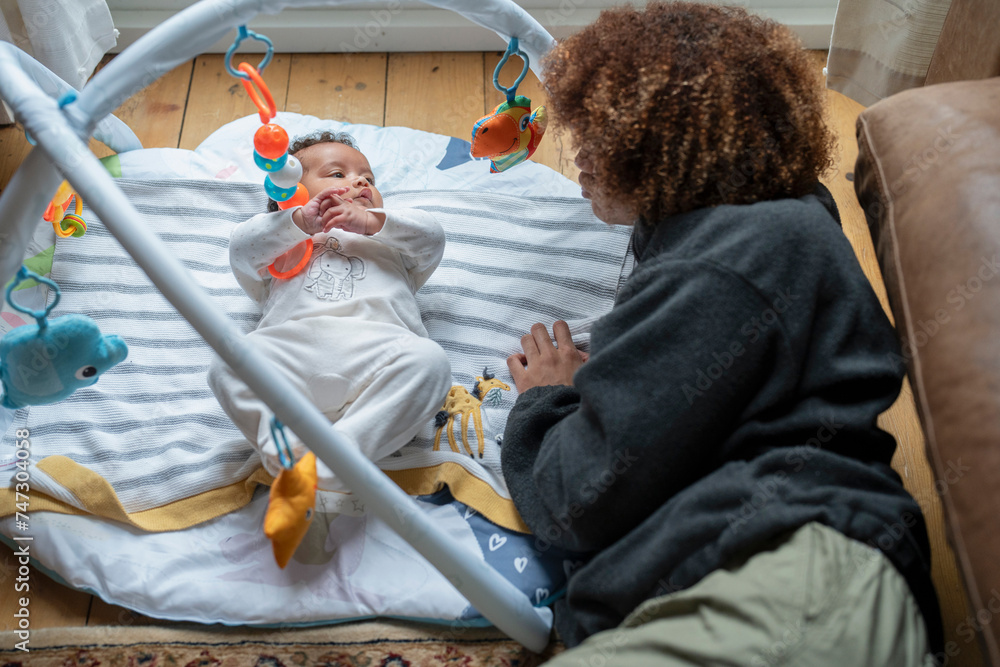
[0,621,565,666]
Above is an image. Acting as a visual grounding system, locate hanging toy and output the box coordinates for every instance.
[0,267,127,409]
[263,418,318,569]
[43,181,87,238]
[471,38,548,173]
[226,26,311,279]
[37,92,87,239]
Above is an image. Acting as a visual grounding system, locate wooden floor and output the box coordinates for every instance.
[0,51,986,665]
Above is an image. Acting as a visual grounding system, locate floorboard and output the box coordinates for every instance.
[385,52,484,138]
[0,541,91,630]
[286,53,386,126]
[91,59,194,158]
[0,128,31,193]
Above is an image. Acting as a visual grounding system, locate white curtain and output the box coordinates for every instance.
[826,0,952,107]
[827,0,1000,106]
[0,0,117,123]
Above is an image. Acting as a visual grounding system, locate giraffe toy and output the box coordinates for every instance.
[434,368,511,458]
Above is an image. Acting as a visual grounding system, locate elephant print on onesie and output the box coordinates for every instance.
[305,237,367,301]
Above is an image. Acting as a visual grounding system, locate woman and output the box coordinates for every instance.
[502,3,942,665]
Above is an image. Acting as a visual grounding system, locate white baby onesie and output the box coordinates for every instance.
[208,207,453,495]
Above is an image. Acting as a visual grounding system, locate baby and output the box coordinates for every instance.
[208,130,452,495]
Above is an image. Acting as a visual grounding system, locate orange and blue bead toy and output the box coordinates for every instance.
[227,26,311,276]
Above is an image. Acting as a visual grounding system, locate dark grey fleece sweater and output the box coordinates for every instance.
[500,185,942,651]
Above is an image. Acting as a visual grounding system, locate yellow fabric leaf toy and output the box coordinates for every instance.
[263,450,318,568]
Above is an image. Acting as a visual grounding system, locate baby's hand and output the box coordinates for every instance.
[292,187,349,235]
[321,194,384,236]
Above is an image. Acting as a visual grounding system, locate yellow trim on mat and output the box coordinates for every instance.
[0,455,273,532]
[386,462,530,534]
[0,457,530,535]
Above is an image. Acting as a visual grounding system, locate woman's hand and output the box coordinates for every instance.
[507,320,588,392]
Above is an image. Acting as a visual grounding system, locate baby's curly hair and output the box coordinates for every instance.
[544,2,835,224]
[266,130,358,212]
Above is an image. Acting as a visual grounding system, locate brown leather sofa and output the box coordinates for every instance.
[855,76,1000,666]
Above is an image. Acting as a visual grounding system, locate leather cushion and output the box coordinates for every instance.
[855,76,1000,664]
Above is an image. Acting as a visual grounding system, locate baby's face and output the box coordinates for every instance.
[294,141,383,209]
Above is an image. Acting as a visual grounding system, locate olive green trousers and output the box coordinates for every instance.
[547,522,933,666]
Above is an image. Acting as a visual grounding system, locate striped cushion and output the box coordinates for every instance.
[4,180,632,515]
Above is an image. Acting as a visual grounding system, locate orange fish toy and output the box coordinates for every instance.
[471,38,547,173]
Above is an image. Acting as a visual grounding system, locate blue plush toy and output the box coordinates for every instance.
[0,267,127,409]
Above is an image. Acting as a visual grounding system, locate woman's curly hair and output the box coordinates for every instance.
[543,2,835,224]
[266,130,358,212]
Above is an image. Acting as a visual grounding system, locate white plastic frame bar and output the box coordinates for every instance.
[2,46,142,154]
[72,0,555,140]
[0,0,557,651]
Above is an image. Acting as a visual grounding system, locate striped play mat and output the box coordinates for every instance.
[0,120,628,625]
[0,181,631,529]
